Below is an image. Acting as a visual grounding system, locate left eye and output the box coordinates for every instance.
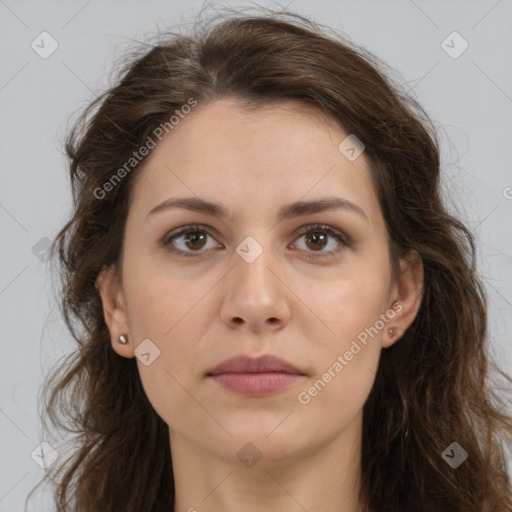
[162,223,348,259]
[291,224,348,258]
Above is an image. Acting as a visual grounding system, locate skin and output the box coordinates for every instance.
[97,97,423,512]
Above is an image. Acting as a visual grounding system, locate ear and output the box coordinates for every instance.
[383,249,424,348]
[95,265,134,358]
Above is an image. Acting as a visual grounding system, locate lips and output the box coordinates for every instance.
[206,354,305,376]
[206,354,306,396]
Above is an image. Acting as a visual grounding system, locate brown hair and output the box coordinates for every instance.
[28,7,512,512]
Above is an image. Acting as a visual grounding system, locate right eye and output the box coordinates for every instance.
[162,224,222,257]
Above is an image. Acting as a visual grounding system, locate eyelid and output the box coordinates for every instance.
[161,223,349,259]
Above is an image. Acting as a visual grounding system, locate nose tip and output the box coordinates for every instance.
[218,237,293,332]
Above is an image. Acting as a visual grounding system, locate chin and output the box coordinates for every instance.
[222,420,312,459]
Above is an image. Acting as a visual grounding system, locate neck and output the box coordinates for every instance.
[170,411,364,512]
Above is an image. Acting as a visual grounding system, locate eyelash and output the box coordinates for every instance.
[161,223,349,259]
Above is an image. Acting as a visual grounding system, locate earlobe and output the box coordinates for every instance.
[95,265,134,358]
[383,249,424,348]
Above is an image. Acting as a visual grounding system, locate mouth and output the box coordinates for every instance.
[206,354,307,397]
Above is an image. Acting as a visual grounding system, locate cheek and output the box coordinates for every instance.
[302,261,392,345]
[294,282,388,430]
[296,262,391,400]
[123,260,214,340]
[122,267,219,415]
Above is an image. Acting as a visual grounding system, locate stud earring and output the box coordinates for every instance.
[118,334,129,344]
[388,327,397,338]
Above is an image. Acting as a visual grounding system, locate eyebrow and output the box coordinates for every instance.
[146,196,368,223]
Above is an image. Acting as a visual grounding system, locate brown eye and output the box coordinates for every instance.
[162,225,222,257]
[304,232,328,251]
[292,224,348,259]
[182,231,207,251]
[162,223,348,259]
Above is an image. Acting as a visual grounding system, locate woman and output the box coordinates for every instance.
[31,8,512,512]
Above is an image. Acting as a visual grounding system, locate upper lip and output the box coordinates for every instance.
[207,355,305,376]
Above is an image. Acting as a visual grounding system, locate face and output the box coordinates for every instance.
[97,97,423,467]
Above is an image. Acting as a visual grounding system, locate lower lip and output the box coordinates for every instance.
[209,372,303,396]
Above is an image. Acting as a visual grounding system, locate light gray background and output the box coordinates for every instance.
[1,0,511,510]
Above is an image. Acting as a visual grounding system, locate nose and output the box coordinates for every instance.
[219,243,291,334]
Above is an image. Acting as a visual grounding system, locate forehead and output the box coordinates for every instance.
[152,97,351,158]
[129,97,380,226]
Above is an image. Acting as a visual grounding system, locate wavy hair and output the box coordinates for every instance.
[28,7,512,512]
